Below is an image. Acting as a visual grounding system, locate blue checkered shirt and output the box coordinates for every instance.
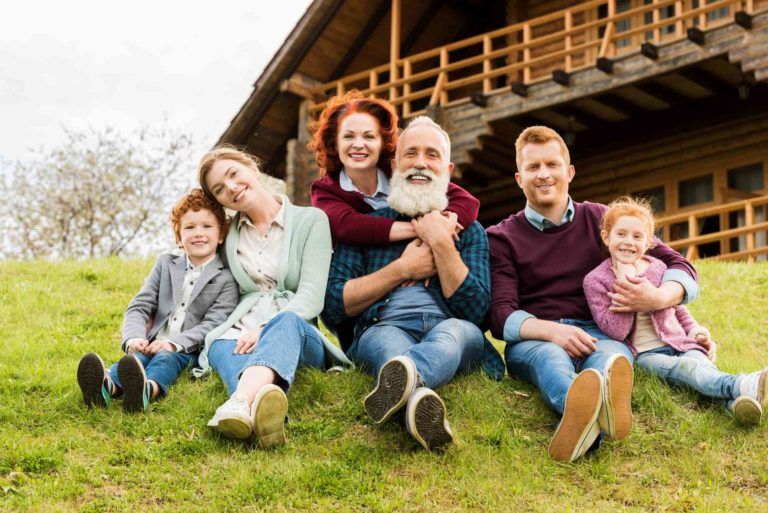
[324,207,504,379]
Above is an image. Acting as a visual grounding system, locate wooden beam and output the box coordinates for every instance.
[329,0,389,81]
[390,0,401,101]
[280,72,323,101]
[551,105,609,130]
[678,68,732,96]
[400,0,442,56]
[591,93,646,118]
[633,81,692,107]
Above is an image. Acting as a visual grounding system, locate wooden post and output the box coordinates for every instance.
[439,47,448,105]
[687,214,698,260]
[565,9,573,72]
[369,70,378,92]
[675,1,684,36]
[523,23,531,83]
[390,0,401,102]
[336,81,345,97]
[403,59,412,117]
[607,0,616,58]
[653,0,661,43]
[746,201,756,262]
[746,0,754,13]
[483,36,492,93]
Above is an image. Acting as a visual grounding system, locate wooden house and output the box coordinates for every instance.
[219,0,768,261]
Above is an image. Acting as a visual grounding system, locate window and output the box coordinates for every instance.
[634,185,666,213]
[727,162,765,192]
[678,174,713,207]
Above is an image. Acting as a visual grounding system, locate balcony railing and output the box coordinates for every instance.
[308,0,764,118]
[657,194,768,261]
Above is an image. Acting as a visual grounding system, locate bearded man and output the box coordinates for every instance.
[323,116,503,451]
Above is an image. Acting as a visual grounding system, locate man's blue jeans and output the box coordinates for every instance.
[109,350,196,396]
[208,311,327,395]
[636,345,741,400]
[505,320,634,415]
[348,313,484,389]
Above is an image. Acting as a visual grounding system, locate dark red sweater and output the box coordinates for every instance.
[311,174,480,246]
[486,201,698,340]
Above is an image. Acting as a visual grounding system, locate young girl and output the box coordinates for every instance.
[583,196,767,425]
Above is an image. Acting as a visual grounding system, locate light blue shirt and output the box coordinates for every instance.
[339,167,390,210]
[503,198,699,343]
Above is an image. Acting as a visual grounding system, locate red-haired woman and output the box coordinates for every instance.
[309,91,479,246]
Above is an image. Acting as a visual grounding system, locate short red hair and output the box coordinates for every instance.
[601,196,657,248]
[170,188,228,243]
[308,90,399,178]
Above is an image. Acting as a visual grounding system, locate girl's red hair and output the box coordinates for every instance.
[309,90,399,178]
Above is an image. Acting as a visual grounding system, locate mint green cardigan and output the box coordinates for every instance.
[193,198,351,377]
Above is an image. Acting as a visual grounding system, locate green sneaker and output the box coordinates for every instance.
[117,354,151,413]
[77,352,113,409]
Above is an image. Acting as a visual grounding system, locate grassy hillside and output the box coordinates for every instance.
[1,258,767,512]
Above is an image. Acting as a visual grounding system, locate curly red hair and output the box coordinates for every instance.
[308,90,399,178]
[170,188,228,243]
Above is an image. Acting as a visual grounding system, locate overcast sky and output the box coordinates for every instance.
[0,0,312,168]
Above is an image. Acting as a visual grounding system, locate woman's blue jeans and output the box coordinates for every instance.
[208,311,327,395]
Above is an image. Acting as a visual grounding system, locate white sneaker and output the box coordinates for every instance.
[364,356,418,424]
[549,369,603,463]
[597,354,633,441]
[405,387,454,451]
[732,396,763,426]
[207,395,252,439]
[739,368,768,409]
[251,384,288,448]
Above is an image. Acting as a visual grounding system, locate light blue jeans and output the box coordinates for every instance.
[505,320,634,415]
[109,351,196,396]
[348,313,485,389]
[636,345,742,400]
[208,311,327,395]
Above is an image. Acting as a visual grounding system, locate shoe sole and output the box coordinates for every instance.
[214,417,253,439]
[549,369,602,463]
[758,370,768,410]
[77,353,108,409]
[364,357,415,424]
[602,355,634,441]
[407,389,454,451]
[252,385,289,448]
[733,396,762,426]
[118,354,148,413]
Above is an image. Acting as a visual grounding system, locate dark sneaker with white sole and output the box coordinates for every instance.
[77,352,113,409]
[406,387,454,451]
[364,356,418,423]
[117,354,151,413]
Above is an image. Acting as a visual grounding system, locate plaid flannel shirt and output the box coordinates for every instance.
[323,207,504,379]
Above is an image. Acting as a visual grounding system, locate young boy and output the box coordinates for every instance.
[77,188,239,412]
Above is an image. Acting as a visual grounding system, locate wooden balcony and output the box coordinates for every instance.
[657,193,768,260]
[306,0,768,119]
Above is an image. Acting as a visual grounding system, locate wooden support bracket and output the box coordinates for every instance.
[641,42,659,60]
[552,69,570,86]
[687,27,705,45]
[280,73,323,101]
[735,11,753,29]
[597,57,614,74]
[510,82,528,97]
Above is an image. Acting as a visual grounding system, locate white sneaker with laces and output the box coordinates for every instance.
[207,394,253,439]
[739,368,768,409]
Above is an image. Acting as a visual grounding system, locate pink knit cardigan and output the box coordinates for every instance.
[583,256,708,356]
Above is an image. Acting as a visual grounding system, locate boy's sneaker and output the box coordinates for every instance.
[597,354,634,441]
[364,356,419,424]
[251,384,289,448]
[549,369,603,463]
[117,354,151,413]
[405,387,454,451]
[739,368,768,409]
[207,395,252,439]
[77,352,113,409]
[732,396,763,426]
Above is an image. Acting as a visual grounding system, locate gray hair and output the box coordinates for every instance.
[397,115,452,162]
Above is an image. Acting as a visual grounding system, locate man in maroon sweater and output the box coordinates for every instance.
[487,126,698,462]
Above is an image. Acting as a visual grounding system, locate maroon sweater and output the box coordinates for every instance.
[486,201,698,341]
[311,173,480,246]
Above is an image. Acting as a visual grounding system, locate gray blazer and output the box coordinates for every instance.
[121,253,239,353]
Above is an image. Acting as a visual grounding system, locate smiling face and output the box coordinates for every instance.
[602,214,652,265]
[336,112,383,173]
[516,140,574,215]
[204,158,263,212]
[177,208,223,266]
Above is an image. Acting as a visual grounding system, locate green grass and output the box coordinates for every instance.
[1,259,768,512]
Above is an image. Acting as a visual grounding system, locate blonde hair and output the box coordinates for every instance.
[515,125,570,170]
[398,115,452,162]
[198,145,261,200]
[602,196,657,247]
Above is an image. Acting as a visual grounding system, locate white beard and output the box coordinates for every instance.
[387,167,449,217]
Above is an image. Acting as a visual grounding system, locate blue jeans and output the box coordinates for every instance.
[109,350,196,396]
[505,320,634,415]
[636,346,741,401]
[208,311,327,396]
[348,314,484,389]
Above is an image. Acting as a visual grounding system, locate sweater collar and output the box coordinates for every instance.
[524,197,574,231]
